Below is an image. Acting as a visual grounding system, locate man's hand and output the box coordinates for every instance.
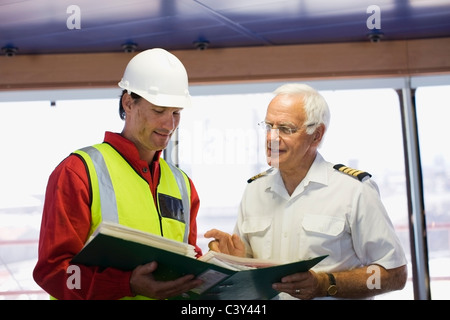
[204,229,246,257]
[129,261,203,300]
[272,270,324,300]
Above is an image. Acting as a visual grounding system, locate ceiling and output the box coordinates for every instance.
[1,0,450,56]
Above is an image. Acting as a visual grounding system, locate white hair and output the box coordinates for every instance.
[273,83,331,137]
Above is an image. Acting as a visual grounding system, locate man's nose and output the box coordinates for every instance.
[268,129,280,140]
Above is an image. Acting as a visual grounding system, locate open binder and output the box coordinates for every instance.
[71,221,327,300]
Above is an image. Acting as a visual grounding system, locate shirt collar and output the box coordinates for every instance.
[266,152,329,199]
[304,152,328,187]
[103,131,162,166]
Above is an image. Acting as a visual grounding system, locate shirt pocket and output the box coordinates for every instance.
[241,217,272,258]
[241,217,272,235]
[301,214,346,258]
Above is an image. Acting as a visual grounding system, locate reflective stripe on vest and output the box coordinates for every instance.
[166,162,190,243]
[75,144,191,242]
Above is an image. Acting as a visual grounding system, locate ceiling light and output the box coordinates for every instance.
[2,46,18,57]
[367,30,384,43]
[193,41,209,51]
[121,43,138,53]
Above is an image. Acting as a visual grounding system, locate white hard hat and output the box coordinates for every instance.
[118,48,191,108]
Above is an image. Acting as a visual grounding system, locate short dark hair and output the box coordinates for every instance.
[119,90,142,120]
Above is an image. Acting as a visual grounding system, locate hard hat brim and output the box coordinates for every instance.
[118,83,192,109]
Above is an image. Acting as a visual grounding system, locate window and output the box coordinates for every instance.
[178,93,270,252]
[1,80,448,300]
[415,85,450,300]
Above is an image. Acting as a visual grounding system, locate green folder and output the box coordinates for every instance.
[70,223,327,300]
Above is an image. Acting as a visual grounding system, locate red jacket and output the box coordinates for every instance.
[33,131,202,299]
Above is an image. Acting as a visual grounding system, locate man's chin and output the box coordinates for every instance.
[154,136,170,146]
[152,141,169,153]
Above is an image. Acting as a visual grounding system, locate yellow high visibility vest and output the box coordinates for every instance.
[70,143,191,299]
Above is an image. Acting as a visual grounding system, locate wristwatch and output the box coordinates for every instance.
[326,273,338,296]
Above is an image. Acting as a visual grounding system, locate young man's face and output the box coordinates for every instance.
[123,93,182,153]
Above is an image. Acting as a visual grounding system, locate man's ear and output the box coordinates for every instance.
[313,124,325,143]
[122,92,134,112]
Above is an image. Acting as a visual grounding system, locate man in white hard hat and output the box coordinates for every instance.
[33,48,203,300]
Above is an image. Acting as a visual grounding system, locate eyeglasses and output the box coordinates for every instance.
[258,121,317,136]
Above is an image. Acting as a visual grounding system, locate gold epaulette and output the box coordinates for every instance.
[333,164,372,182]
[247,167,274,183]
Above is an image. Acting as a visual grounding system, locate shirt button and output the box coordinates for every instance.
[142,167,148,173]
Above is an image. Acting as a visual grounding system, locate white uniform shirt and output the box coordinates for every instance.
[234,153,407,274]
